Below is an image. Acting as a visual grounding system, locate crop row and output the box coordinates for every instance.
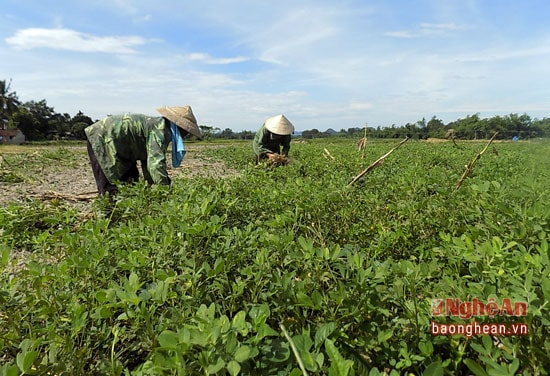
[1,139,549,375]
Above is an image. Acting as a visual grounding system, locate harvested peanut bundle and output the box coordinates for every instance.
[268,154,290,166]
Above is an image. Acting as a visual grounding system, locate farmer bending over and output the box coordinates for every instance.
[253,114,294,164]
[85,105,201,196]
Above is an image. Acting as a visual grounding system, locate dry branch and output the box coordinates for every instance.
[454,132,498,192]
[357,138,367,151]
[349,137,410,186]
[34,190,98,202]
[323,148,335,160]
[358,125,368,158]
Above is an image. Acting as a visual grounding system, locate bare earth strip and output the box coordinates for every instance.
[0,143,239,207]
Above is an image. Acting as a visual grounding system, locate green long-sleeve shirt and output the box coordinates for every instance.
[253,124,291,157]
[85,114,172,185]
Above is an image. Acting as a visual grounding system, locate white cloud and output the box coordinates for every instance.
[348,102,374,111]
[453,44,550,62]
[2,1,549,131]
[5,28,148,53]
[231,6,340,65]
[385,22,470,38]
[384,30,418,39]
[187,52,250,65]
[419,22,464,31]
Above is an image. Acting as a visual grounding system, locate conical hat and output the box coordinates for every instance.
[264,114,294,135]
[157,105,202,139]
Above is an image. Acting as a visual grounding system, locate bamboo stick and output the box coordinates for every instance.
[453,132,498,192]
[323,148,335,160]
[358,124,368,158]
[349,137,410,186]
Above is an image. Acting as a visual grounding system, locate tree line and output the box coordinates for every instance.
[301,114,550,140]
[0,79,255,141]
[2,79,549,141]
[1,79,94,141]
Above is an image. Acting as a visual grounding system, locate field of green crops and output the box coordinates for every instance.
[1,138,549,375]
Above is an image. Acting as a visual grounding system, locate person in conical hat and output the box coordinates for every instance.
[253,114,294,164]
[85,105,201,196]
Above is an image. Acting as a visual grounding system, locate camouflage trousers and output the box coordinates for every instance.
[86,141,139,196]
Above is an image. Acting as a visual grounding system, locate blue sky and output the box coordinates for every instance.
[1,0,549,132]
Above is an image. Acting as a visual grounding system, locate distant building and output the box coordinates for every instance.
[0,129,26,144]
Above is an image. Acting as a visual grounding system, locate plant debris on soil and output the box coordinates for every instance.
[0,143,239,208]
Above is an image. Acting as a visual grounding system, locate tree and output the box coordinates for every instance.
[346,127,362,136]
[11,107,40,140]
[485,115,508,139]
[219,128,235,139]
[199,125,220,141]
[532,117,550,138]
[71,122,90,140]
[449,113,481,139]
[426,116,445,138]
[302,129,321,139]
[506,113,533,138]
[71,111,94,126]
[0,79,21,127]
[237,130,254,140]
[70,111,94,139]
[404,122,418,138]
[11,100,57,140]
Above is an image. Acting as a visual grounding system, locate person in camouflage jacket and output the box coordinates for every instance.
[85,106,201,196]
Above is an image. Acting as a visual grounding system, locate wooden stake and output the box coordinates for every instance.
[349,137,410,186]
[323,148,335,160]
[453,132,498,192]
[358,124,368,158]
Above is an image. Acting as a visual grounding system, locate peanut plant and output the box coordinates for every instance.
[1,139,549,375]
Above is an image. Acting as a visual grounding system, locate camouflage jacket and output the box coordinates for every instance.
[253,124,291,156]
[85,114,172,185]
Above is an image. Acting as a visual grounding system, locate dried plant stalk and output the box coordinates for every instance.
[358,125,368,158]
[34,190,98,202]
[349,137,410,186]
[357,138,367,151]
[323,148,335,160]
[454,132,498,192]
